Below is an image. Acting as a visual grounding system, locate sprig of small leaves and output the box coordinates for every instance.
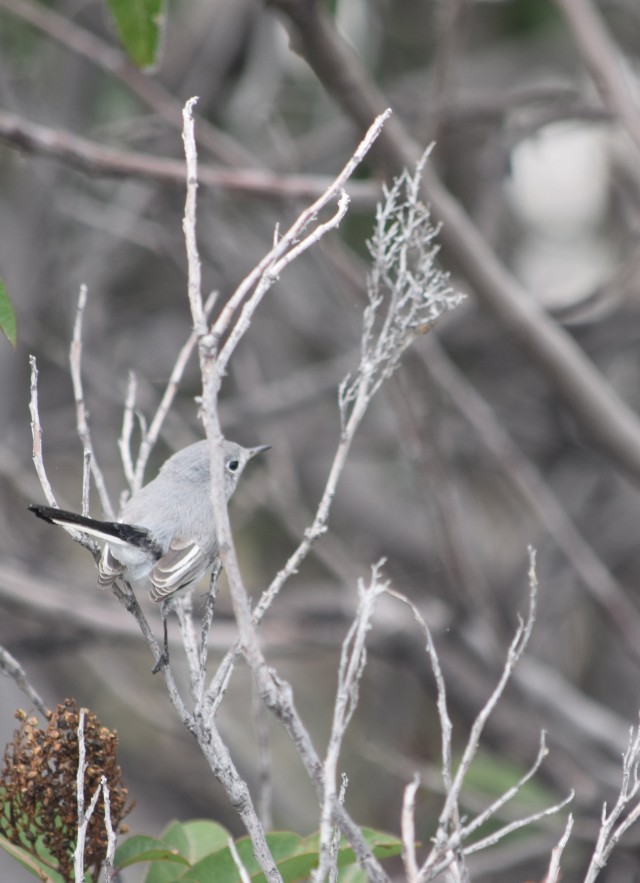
[339,150,464,427]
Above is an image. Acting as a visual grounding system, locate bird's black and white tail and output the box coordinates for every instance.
[28,504,161,555]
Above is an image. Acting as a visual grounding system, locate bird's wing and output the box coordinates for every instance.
[148,538,209,602]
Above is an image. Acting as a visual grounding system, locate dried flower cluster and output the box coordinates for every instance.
[0,698,131,881]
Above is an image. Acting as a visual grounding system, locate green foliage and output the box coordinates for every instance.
[0,833,65,883]
[113,819,403,883]
[0,277,16,347]
[106,0,166,68]
[500,0,559,36]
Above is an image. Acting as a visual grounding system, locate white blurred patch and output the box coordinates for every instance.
[509,122,609,234]
[507,123,615,310]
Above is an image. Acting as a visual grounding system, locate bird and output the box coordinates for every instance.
[29,439,270,603]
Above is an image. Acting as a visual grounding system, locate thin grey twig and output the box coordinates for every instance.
[542,814,574,883]
[173,594,200,698]
[182,97,206,339]
[314,563,388,883]
[180,97,283,883]
[29,355,99,559]
[253,682,274,831]
[69,284,114,519]
[458,791,574,859]
[212,110,392,374]
[0,644,49,718]
[81,448,91,517]
[74,708,88,882]
[554,0,640,156]
[118,371,137,492]
[413,550,561,881]
[0,108,379,205]
[101,776,116,883]
[132,289,218,491]
[228,835,252,883]
[401,774,421,883]
[584,714,640,881]
[195,561,222,711]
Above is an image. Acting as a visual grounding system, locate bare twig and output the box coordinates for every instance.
[584,715,640,881]
[554,0,640,156]
[195,561,222,711]
[101,776,116,883]
[271,0,640,481]
[542,814,574,883]
[401,774,421,883]
[131,289,218,491]
[70,285,115,519]
[74,708,89,882]
[420,337,640,661]
[0,0,256,166]
[81,448,91,517]
[182,97,207,339]
[29,355,100,559]
[179,96,283,883]
[118,371,138,491]
[173,595,200,698]
[181,98,391,883]
[459,733,550,841]
[253,682,274,831]
[457,790,574,859]
[228,835,253,883]
[422,550,540,878]
[0,644,49,718]
[313,563,388,883]
[0,109,379,206]
[209,109,392,374]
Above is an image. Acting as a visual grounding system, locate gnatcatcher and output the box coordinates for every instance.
[29,439,270,603]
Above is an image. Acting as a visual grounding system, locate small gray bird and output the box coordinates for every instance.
[29,440,269,603]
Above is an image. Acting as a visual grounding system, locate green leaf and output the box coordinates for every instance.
[106,0,166,68]
[163,819,231,862]
[143,820,232,883]
[463,751,555,810]
[0,834,64,882]
[177,827,402,883]
[115,835,191,870]
[337,865,368,883]
[0,276,16,347]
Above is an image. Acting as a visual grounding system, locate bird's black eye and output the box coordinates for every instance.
[226,459,240,473]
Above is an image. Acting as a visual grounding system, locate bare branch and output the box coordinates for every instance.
[554,0,640,155]
[29,355,100,559]
[69,285,114,519]
[228,835,252,883]
[585,714,640,881]
[182,97,206,339]
[0,644,49,718]
[272,0,640,481]
[402,774,421,883]
[542,814,574,883]
[314,564,388,883]
[0,108,379,205]
[118,371,137,492]
[132,289,218,491]
[212,111,391,373]
[459,790,574,859]
[339,149,463,429]
[101,776,116,883]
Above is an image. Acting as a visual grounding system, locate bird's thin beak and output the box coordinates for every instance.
[247,444,271,460]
